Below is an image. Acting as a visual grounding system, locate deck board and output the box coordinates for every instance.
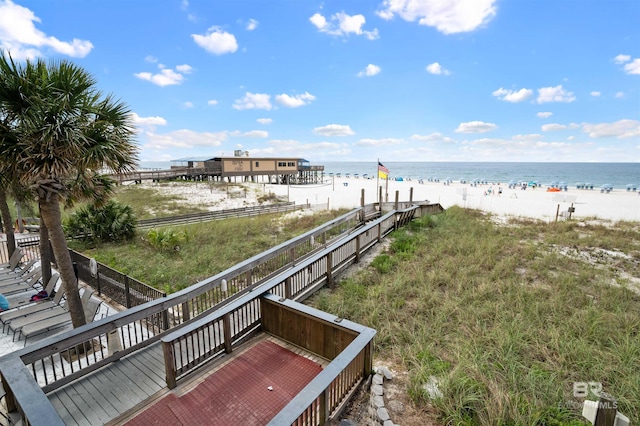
[47,342,166,426]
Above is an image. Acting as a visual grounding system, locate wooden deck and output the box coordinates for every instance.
[46,334,328,425]
[48,342,166,425]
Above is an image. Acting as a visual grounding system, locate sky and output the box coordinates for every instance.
[0,0,639,164]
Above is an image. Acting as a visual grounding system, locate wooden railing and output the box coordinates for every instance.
[136,202,300,229]
[70,249,166,308]
[0,203,438,425]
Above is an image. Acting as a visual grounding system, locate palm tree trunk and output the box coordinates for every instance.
[39,217,52,287]
[0,190,16,258]
[39,195,86,328]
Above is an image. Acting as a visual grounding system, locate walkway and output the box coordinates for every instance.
[117,337,324,425]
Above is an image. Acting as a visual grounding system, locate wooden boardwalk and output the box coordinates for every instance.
[48,342,166,425]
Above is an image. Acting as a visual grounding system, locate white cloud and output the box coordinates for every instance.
[623,58,640,75]
[582,119,640,139]
[376,0,497,34]
[542,123,568,132]
[246,19,258,31]
[410,133,456,143]
[145,55,158,63]
[615,91,625,99]
[492,87,533,102]
[355,138,402,146]
[0,0,93,59]
[310,11,379,40]
[590,91,601,97]
[257,118,273,125]
[357,64,381,77]
[613,54,631,64]
[541,123,579,132]
[183,101,194,108]
[135,65,191,87]
[512,134,543,142]
[426,62,450,76]
[175,64,193,74]
[455,121,497,133]
[233,92,272,110]
[143,129,227,150]
[537,112,553,118]
[275,92,316,108]
[192,27,238,55]
[309,13,328,30]
[130,113,167,131]
[313,124,355,136]
[207,99,218,106]
[238,130,268,138]
[536,85,576,103]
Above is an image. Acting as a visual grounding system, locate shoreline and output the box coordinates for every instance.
[132,179,640,223]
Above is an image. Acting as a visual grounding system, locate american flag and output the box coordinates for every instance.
[378,161,389,179]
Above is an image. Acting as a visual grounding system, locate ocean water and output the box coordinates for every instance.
[138,161,640,190]
[323,162,640,189]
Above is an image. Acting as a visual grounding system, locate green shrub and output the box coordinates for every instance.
[144,228,187,252]
[64,200,136,242]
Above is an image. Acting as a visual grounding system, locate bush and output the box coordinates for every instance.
[65,200,136,242]
[144,228,187,252]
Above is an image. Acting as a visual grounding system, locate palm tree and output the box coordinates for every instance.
[0,53,138,328]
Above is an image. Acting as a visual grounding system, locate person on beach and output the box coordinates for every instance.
[0,293,9,312]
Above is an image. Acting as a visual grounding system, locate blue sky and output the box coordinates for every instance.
[1,0,638,164]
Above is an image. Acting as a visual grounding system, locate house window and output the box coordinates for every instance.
[278,161,286,167]
[255,161,259,167]
[287,162,295,167]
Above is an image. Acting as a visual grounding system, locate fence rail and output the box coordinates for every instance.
[69,250,166,308]
[136,202,302,229]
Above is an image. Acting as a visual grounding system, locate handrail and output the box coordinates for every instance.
[159,207,416,388]
[0,203,432,424]
[136,202,299,229]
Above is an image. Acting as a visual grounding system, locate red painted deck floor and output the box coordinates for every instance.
[123,340,323,425]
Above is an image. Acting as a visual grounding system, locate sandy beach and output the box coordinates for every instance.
[140,178,640,223]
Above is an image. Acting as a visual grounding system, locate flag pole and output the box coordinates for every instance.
[385,170,389,202]
[376,158,380,202]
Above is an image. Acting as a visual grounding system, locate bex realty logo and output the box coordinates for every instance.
[573,382,602,398]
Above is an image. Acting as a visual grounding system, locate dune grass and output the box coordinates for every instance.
[309,207,639,425]
[68,210,345,294]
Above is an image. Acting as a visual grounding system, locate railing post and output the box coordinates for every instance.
[162,296,170,330]
[326,252,333,287]
[319,389,329,424]
[182,302,190,322]
[394,190,399,211]
[364,342,373,378]
[162,341,177,389]
[124,275,131,308]
[96,265,101,296]
[594,393,617,426]
[355,235,361,263]
[377,223,382,242]
[1,371,17,412]
[285,276,292,299]
[409,187,413,204]
[223,313,232,354]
